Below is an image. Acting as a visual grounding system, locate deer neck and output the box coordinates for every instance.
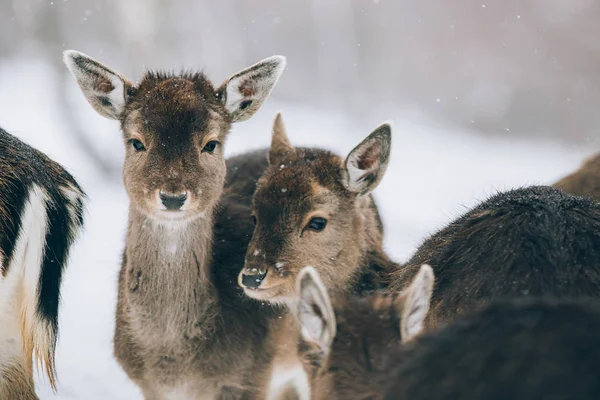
[124,207,218,345]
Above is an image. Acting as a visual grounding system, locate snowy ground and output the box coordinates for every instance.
[0,58,595,399]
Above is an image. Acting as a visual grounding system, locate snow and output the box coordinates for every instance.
[0,57,594,399]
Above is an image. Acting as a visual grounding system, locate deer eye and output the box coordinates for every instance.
[202,140,219,153]
[307,217,327,232]
[251,215,257,226]
[129,139,146,152]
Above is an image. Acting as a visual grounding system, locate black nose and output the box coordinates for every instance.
[242,269,267,289]
[160,191,187,210]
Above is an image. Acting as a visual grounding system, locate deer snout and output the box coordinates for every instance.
[159,190,188,210]
[240,266,268,289]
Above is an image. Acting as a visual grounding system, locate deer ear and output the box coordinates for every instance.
[294,267,336,352]
[396,264,434,343]
[343,123,392,196]
[268,112,296,166]
[219,55,286,123]
[63,50,132,120]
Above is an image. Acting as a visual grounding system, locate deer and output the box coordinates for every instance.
[384,297,600,399]
[238,113,396,306]
[553,152,600,201]
[388,185,600,329]
[0,128,85,399]
[290,265,435,399]
[64,50,287,398]
[232,114,398,398]
[295,268,600,399]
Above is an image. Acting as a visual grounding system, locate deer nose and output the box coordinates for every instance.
[241,268,267,289]
[159,190,187,210]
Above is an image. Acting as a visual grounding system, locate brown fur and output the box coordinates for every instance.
[64,51,285,398]
[388,186,600,330]
[239,114,395,305]
[292,266,433,400]
[554,152,600,201]
[0,362,38,400]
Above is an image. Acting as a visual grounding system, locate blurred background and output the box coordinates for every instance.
[0,1,598,398]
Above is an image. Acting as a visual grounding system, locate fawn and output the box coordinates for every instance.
[384,297,600,399]
[0,128,85,399]
[291,265,434,399]
[64,50,286,398]
[554,152,600,201]
[389,185,600,328]
[295,267,600,399]
[238,113,396,306]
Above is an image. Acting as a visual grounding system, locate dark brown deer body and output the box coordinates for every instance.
[385,298,600,400]
[390,185,600,328]
[239,114,395,306]
[0,128,85,398]
[554,152,600,201]
[65,50,285,398]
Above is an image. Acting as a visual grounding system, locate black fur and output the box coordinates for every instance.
[0,174,28,276]
[0,127,85,349]
[386,298,600,399]
[392,186,600,323]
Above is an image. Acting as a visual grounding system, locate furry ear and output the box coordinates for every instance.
[219,55,286,123]
[343,123,392,196]
[294,267,337,352]
[63,50,132,120]
[396,264,434,343]
[268,112,296,166]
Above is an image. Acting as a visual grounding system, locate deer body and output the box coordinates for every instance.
[554,152,600,201]
[0,128,85,399]
[391,185,600,328]
[64,51,285,398]
[385,298,600,400]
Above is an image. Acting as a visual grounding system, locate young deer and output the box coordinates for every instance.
[553,152,600,201]
[296,269,600,399]
[238,113,395,306]
[384,297,600,400]
[290,265,434,400]
[0,128,85,399]
[64,50,285,398]
[389,185,600,329]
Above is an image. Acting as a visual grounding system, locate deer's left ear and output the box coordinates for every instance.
[218,55,286,123]
[342,123,392,196]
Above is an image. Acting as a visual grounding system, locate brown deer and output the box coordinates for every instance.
[0,128,85,399]
[389,185,600,329]
[290,265,434,400]
[238,113,396,306]
[553,152,600,201]
[64,50,286,398]
[294,268,600,400]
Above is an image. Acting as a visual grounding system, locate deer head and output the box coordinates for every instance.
[238,113,391,303]
[293,265,434,400]
[64,50,285,222]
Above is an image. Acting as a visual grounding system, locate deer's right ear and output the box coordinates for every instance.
[63,50,132,120]
[219,55,286,123]
[342,123,392,196]
[268,112,296,166]
[294,267,336,352]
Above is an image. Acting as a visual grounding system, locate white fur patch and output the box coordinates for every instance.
[1,184,55,385]
[267,362,310,400]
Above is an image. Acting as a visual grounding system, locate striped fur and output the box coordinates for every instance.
[0,127,85,394]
